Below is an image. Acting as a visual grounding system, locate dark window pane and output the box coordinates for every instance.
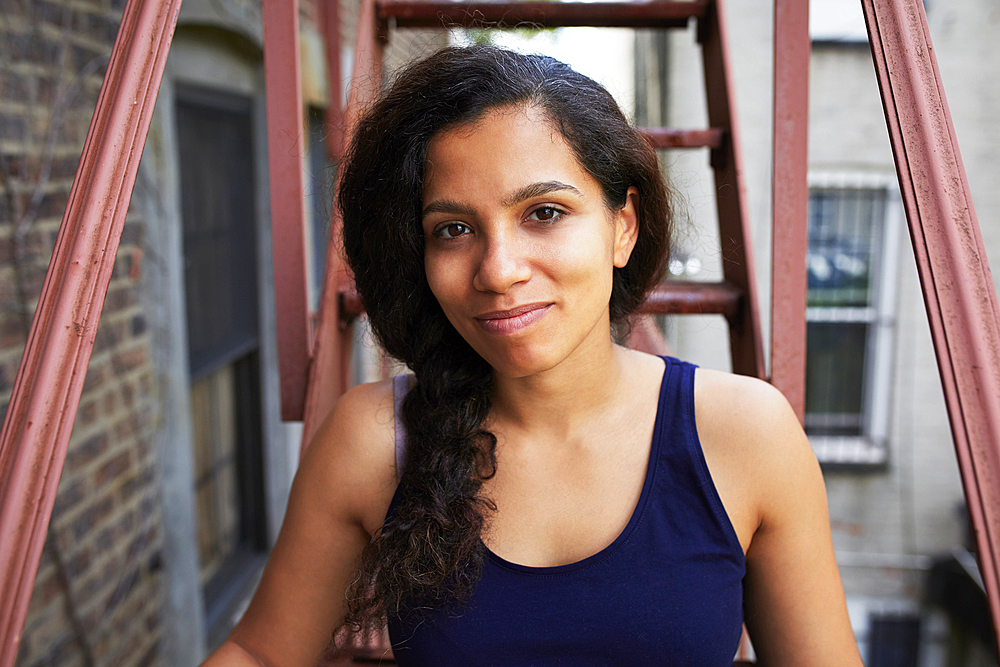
[177,91,259,377]
[867,614,921,667]
[805,321,868,436]
[177,89,267,637]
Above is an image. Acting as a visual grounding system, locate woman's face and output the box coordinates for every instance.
[421,104,639,378]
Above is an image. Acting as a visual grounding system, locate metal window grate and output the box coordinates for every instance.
[805,186,890,453]
[177,88,260,381]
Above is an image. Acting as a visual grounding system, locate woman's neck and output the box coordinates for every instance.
[489,341,645,444]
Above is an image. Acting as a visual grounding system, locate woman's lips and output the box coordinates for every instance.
[475,303,553,335]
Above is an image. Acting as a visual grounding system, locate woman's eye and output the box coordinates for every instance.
[527,206,563,223]
[435,222,471,239]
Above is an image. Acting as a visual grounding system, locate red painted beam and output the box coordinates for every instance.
[639,127,724,149]
[863,0,1000,650]
[264,0,312,421]
[769,0,809,422]
[0,1,180,662]
[321,0,345,166]
[302,0,384,449]
[377,0,706,29]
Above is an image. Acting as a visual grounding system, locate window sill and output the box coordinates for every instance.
[809,435,887,467]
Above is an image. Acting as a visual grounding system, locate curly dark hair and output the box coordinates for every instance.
[337,45,673,633]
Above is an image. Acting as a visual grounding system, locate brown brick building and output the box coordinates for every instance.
[0,0,399,664]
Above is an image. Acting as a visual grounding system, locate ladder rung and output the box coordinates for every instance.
[341,281,742,321]
[639,127,723,149]
[641,281,742,318]
[377,0,707,29]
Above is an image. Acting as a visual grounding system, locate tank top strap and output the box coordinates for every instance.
[653,356,744,560]
[393,373,414,479]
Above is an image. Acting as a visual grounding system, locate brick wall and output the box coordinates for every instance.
[1,2,164,666]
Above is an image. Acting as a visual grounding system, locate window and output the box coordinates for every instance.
[176,87,268,638]
[805,173,902,464]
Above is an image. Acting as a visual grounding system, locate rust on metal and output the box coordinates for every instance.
[769,0,810,422]
[377,0,706,29]
[341,287,364,319]
[639,127,724,150]
[264,0,312,421]
[863,0,1000,650]
[0,0,181,662]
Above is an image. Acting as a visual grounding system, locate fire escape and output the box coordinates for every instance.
[1,0,999,664]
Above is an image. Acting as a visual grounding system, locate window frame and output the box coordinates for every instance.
[805,171,903,466]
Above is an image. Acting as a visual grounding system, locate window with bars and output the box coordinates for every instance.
[805,176,901,465]
[176,87,268,636]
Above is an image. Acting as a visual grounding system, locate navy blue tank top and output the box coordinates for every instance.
[387,357,745,666]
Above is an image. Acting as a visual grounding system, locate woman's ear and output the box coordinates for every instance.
[613,187,640,268]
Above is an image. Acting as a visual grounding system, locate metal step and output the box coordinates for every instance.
[341,280,744,322]
[641,280,742,317]
[377,0,707,29]
[639,127,723,149]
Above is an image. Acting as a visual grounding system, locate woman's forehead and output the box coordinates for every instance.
[422,105,593,204]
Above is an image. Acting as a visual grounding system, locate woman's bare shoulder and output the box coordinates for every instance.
[693,367,809,460]
[693,368,821,529]
[694,370,861,664]
[298,378,400,535]
[215,380,402,666]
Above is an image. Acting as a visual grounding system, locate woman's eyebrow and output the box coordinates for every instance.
[422,199,476,218]
[501,181,582,208]
[421,181,582,218]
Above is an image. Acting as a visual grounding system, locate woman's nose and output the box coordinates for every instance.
[472,231,531,293]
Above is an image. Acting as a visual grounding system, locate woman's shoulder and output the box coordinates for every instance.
[299,378,400,536]
[693,367,800,446]
[692,368,821,536]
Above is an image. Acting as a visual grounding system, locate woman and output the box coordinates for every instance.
[205,46,863,666]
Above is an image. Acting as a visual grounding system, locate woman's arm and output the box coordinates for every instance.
[696,372,863,666]
[741,383,862,665]
[202,380,398,667]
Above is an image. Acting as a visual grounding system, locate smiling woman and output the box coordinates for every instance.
[201,46,864,667]
[422,105,640,376]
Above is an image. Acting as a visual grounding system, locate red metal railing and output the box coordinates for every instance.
[862,0,1000,648]
[263,0,313,421]
[770,0,810,421]
[300,0,385,446]
[377,0,704,27]
[0,0,181,662]
[698,0,766,380]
